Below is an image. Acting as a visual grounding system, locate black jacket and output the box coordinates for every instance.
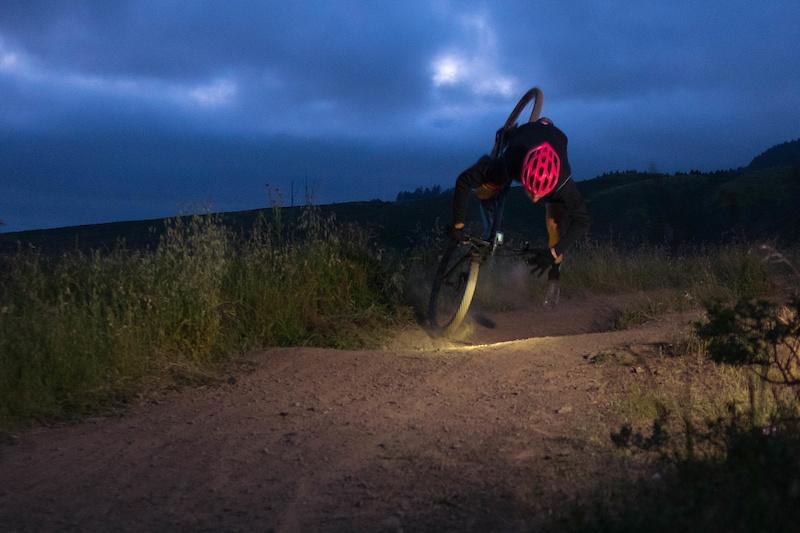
[452,120,589,256]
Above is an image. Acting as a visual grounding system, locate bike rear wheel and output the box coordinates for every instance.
[429,242,480,337]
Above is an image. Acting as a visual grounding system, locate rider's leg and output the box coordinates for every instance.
[545,202,565,279]
[477,185,500,240]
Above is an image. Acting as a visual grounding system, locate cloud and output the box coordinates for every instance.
[430,12,518,97]
[0,37,238,112]
[0,2,525,139]
[0,0,799,233]
[0,39,34,76]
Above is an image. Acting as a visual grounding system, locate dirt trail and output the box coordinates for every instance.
[0,294,700,532]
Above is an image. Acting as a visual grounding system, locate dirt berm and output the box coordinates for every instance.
[0,293,699,532]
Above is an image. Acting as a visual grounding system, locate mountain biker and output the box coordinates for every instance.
[448,117,590,281]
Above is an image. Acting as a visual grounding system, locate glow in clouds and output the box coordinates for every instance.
[430,13,517,97]
[185,79,237,107]
[0,41,29,76]
[432,54,467,85]
[0,50,19,71]
[0,40,236,108]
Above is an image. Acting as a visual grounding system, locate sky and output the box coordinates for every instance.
[1,1,799,233]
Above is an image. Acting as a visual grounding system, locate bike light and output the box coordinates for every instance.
[491,231,504,252]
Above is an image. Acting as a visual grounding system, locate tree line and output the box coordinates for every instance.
[395,184,454,203]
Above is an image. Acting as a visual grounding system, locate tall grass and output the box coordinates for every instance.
[558,240,776,330]
[223,206,405,350]
[564,240,774,301]
[0,208,407,429]
[399,232,777,323]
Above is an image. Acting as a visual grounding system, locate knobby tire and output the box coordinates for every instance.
[491,87,544,158]
[429,243,480,337]
[507,86,544,127]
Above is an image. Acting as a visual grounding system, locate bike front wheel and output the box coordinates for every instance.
[429,242,481,337]
[506,86,544,127]
[490,87,544,159]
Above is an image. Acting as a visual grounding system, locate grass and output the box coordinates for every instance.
[606,340,755,428]
[563,240,776,330]
[565,239,775,299]
[547,269,800,532]
[0,206,409,429]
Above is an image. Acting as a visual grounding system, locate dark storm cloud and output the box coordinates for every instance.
[1,0,799,232]
[0,1,445,133]
[506,1,799,95]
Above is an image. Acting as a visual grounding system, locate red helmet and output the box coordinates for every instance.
[521,142,560,196]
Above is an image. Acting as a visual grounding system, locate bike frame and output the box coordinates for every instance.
[479,182,511,251]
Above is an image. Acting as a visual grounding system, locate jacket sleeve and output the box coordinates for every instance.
[452,156,495,226]
[550,178,590,256]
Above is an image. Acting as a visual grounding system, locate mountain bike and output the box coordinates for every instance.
[428,87,552,337]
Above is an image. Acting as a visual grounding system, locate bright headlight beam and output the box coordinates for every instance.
[443,337,551,351]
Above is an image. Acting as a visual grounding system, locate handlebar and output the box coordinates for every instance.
[458,232,533,256]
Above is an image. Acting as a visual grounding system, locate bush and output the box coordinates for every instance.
[555,284,800,532]
[562,410,800,533]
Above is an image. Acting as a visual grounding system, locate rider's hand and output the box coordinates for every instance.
[527,249,555,277]
[446,224,467,243]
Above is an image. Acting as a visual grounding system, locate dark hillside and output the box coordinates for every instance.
[748,138,800,170]
[323,167,800,247]
[2,167,800,256]
[449,166,800,247]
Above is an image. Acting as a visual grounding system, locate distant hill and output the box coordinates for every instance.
[3,143,800,255]
[748,138,800,170]
[579,166,800,246]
